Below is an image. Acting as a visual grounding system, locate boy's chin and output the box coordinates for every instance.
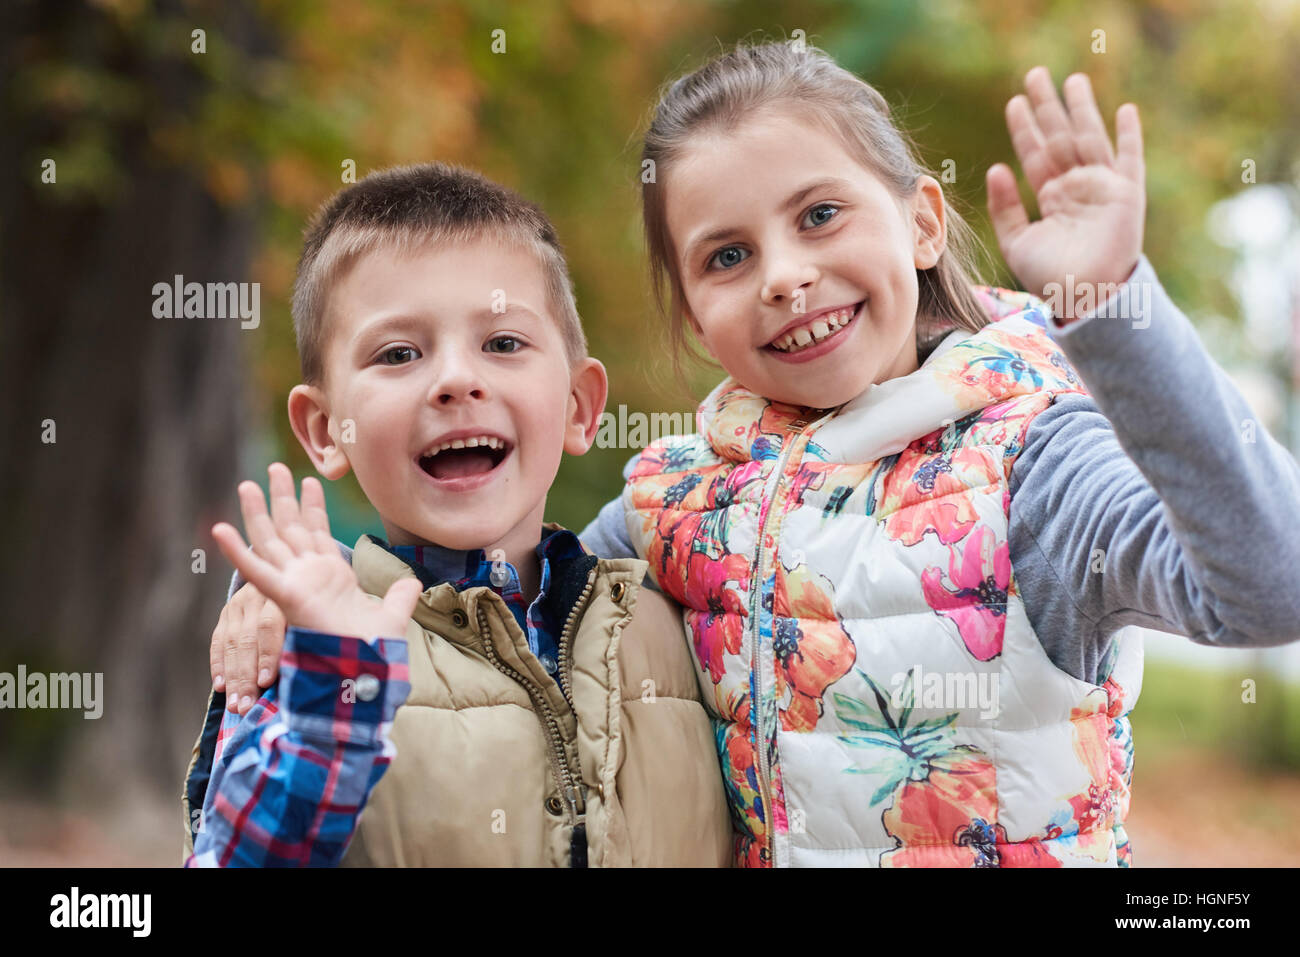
[396,513,522,551]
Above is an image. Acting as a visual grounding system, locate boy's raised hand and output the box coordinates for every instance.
[986,67,1145,321]
[211,463,423,654]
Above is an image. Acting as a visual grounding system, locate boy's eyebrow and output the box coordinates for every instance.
[350,304,546,348]
[681,176,856,263]
[466,303,546,324]
[349,313,425,348]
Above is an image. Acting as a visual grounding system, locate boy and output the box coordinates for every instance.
[181,163,732,867]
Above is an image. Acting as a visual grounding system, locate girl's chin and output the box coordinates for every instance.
[766,376,875,410]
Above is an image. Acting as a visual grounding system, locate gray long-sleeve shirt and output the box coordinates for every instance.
[231,258,1300,685]
[580,256,1300,684]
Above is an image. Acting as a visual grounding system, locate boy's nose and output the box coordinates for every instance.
[436,385,485,405]
[427,362,489,405]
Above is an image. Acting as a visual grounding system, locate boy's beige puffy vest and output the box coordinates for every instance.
[182,530,733,867]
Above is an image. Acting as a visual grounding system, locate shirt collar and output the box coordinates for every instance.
[387,525,586,590]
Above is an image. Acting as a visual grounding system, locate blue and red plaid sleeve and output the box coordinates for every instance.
[187,627,411,867]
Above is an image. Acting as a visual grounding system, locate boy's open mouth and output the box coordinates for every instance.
[417,435,512,481]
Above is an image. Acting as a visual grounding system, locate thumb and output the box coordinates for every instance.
[986,163,1030,252]
[380,576,424,629]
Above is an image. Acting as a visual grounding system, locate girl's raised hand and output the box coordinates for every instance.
[211,463,422,645]
[986,67,1145,321]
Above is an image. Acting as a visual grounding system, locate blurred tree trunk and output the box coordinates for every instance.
[0,0,266,816]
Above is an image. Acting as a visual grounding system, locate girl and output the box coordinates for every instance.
[578,41,1300,867]
[212,42,1300,867]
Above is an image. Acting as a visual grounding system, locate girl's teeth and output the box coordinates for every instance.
[772,306,856,353]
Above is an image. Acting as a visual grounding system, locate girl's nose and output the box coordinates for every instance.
[760,257,819,307]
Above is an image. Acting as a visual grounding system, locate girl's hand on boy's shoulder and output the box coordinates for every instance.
[210,582,284,715]
[986,66,1145,322]
[211,463,422,665]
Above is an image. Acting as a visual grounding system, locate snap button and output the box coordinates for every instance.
[610,581,626,603]
[354,674,380,702]
[545,795,564,816]
[451,609,469,628]
[540,653,557,674]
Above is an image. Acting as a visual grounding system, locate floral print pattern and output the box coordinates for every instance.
[622,294,1139,867]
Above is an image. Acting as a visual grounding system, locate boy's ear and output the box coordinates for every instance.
[563,357,609,456]
[912,174,947,270]
[288,384,352,480]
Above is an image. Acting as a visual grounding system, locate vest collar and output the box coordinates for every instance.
[695,287,1076,465]
[351,522,599,649]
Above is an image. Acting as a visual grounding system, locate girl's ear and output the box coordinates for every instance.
[563,357,609,456]
[288,384,352,480]
[912,174,948,270]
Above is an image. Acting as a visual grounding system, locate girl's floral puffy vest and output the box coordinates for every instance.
[622,289,1142,868]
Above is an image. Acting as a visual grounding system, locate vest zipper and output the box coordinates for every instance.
[748,411,834,866]
[557,567,598,706]
[473,605,587,823]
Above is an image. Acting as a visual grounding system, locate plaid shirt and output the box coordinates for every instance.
[187,527,585,867]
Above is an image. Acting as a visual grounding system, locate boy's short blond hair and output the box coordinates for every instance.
[293,163,587,386]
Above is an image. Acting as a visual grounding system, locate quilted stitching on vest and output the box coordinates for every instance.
[622,288,1142,868]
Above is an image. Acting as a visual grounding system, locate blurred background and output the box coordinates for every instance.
[2,0,1299,866]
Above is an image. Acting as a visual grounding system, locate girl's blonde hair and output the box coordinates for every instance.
[642,40,994,394]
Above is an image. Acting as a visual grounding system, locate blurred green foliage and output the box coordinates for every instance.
[22,0,1298,543]
[186,0,1300,536]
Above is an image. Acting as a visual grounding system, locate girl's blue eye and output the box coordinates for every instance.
[486,336,522,354]
[380,345,418,365]
[803,203,838,228]
[708,246,749,270]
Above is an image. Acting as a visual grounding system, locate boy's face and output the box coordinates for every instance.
[291,238,605,553]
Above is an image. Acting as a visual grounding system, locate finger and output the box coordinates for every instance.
[222,595,249,713]
[986,164,1031,251]
[212,521,287,606]
[210,602,229,691]
[231,590,260,715]
[1062,73,1115,167]
[255,598,286,688]
[1024,66,1081,173]
[267,463,315,554]
[236,481,294,568]
[1115,102,1144,185]
[299,476,335,554]
[1005,94,1056,195]
[379,577,424,636]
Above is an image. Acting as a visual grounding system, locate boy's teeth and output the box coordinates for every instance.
[771,305,856,353]
[426,435,504,456]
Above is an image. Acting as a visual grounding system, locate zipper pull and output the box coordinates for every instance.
[564,784,586,816]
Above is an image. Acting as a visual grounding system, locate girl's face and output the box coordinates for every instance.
[665,107,947,409]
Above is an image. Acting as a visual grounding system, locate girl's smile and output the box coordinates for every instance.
[763,299,864,362]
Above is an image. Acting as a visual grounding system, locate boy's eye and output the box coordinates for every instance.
[379,345,418,365]
[802,203,838,228]
[485,336,522,354]
[708,246,749,271]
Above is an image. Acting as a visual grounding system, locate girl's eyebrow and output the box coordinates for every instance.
[780,176,855,212]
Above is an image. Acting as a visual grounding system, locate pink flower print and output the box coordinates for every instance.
[920,525,1009,661]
